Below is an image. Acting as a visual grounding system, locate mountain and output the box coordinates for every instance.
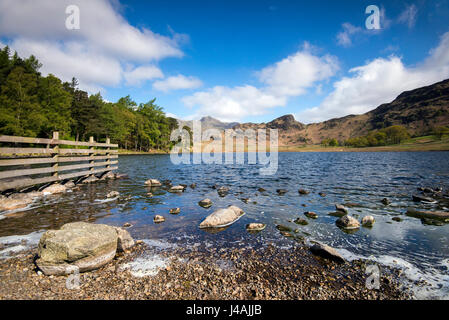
[233,78,449,145]
[176,116,238,131]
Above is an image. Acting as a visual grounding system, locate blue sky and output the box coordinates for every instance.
[1,0,449,123]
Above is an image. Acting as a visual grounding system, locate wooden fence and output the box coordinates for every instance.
[0,132,118,192]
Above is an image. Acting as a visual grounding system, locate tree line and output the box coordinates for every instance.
[0,46,178,151]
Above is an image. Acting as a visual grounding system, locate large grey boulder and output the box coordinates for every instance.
[199,206,245,228]
[35,222,133,276]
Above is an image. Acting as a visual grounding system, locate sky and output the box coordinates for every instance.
[1,0,449,124]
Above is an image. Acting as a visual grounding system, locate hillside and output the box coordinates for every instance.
[233,78,449,145]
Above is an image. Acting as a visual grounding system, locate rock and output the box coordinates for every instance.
[42,184,67,195]
[114,173,129,179]
[406,208,449,221]
[280,231,293,238]
[328,211,346,218]
[318,192,326,197]
[392,217,402,222]
[412,194,436,203]
[258,187,266,192]
[240,198,250,204]
[335,204,348,214]
[168,185,185,193]
[199,206,245,228]
[123,222,132,228]
[190,183,197,189]
[169,208,181,214]
[304,211,318,219]
[246,223,266,231]
[336,215,360,230]
[361,216,375,227]
[113,227,134,252]
[63,180,76,188]
[298,189,310,195]
[277,189,288,195]
[99,171,115,180]
[82,175,99,184]
[276,225,292,232]
[0,194,33,211]
[217,186,229,197]
[145,179,162,187]
[154,215,165,223]
[199,199,213,208]
[310,243,345,263]
[107,191,119,198]
[35,222,118,275]
[294,218,309,226]
[381,198,391,205]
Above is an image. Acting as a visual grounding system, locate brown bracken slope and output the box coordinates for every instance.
[233,78,449,146]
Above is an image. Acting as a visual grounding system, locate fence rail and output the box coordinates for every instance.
[0,132,118,192]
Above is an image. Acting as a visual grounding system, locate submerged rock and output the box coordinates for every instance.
[0,193,34,211]
[406,208,449,221]
[381,198,391,205]
[412,194,436,203]
[82,175,99,184]
[246,223,266,231]
[199,206,245,228]
[99,171,115,180]
[190,183,197,189]
[318,192,326,197]
[35,222,122,276]
[277,189,288,195]
[294,218,309,226]
[336,215,360,230]
[335,204,348,214]
[114,173,129,179]
[145,179,162,187]
[304,211,318,219]
[392,217,403,222]
[169,208,181,214]
[42,184,67,195]
[217,186,230,197]
[310,243,345,264]
[298,189,310,195]
[154,215,165,223]
[361,216,375,227]
[258,187,266,192]
[63,180,76,188]
[276,225,292,232]
[199,199,213,208]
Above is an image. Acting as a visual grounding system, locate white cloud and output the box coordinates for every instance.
[398,4,418,29]
[0,0,185,93]
[336,23,363,47]
[182,44,339,122]
[153,74,202,92]
[296,32,449,123]
[124,65,164,86]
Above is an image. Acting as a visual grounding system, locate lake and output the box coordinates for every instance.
[1,152,448,299]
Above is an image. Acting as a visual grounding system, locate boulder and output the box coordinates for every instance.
[361,216,375,227]
[199,199,213,208]
[113,227,135,252]
[83,175,99,184]
[246,223,266,231]
[154,215,165,223]
[199,206,245,228]
[0,194,34,211]
[298,189,310,195]
[145,179,162,187]
[169,185,185,193]
[304,211,318,219]
[35,222,119,275]
[107,191,119,198]
[217,186,229,197]
[412,194,436,203]
[310,243,345,264]
[169,208,181,214]
[336,215,360,230]
[42,184,67,195]
[406,208,449,221]
[335,204,348,214]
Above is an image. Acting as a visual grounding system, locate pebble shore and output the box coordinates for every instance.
[0,241,412,300]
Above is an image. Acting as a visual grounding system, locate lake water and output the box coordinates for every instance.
[1,152,449,299]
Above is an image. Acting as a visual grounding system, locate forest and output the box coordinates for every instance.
[0,46,178,151]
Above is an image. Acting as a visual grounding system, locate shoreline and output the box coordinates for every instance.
[0,241,412,300]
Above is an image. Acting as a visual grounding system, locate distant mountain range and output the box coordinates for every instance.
[174,78,449,145]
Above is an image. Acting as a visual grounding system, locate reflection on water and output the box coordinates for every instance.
[1,152,449,298]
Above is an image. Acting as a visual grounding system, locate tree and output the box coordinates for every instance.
[433,126,449,140]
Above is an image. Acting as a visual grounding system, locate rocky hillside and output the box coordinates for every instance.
[234,78,449,145]
[177,116,238,131]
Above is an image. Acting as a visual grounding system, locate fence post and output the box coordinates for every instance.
[106,137,111,171]
[89,136,94,176]
[52,132,59,179]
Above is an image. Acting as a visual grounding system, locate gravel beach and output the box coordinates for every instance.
[0,241,412,300]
